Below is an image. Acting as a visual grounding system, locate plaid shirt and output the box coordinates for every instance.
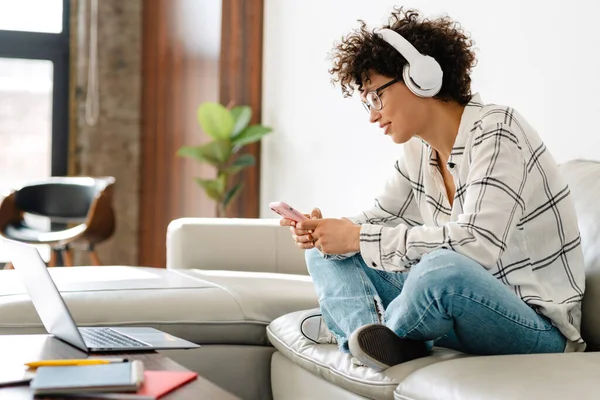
[338,94,585,351]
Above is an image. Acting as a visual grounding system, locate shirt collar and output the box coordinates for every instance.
[448,93,484,167]
[425,93,483,169]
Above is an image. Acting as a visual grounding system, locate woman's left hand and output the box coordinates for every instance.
[296,218,361,254]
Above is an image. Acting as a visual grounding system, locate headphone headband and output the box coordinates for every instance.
[378,29,421,64]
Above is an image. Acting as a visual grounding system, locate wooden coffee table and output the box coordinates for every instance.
[0,335,239,399]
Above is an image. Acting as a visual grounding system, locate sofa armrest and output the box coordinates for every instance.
[166,218,309,275]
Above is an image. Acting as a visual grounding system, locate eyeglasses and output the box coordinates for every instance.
[361,78,400,113]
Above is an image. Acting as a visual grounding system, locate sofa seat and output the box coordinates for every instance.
[268,307,600,400]
[0,266,318,346]
[394,352,600,400]
[267,310,470,400]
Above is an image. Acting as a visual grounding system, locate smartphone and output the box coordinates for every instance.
[269,201,308,223]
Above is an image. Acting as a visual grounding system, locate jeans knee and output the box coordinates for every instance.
[305,249,338,280]
[305,250,365,283]
[305,248,322,273]
[411,249,481,291]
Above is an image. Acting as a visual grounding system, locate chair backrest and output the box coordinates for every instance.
[13,177,114,223]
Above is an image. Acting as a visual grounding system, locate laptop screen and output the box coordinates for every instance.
[5,239,88,352]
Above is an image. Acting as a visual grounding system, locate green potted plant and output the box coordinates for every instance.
[177,102,273,217]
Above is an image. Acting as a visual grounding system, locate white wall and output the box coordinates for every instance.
[260,0,600,218]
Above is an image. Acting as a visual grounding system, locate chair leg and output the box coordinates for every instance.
[89,249,101,266]
[49,249,58,267]
[62,247,73,267]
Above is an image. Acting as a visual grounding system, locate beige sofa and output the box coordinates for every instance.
[0,159,599,399]
[0,217,318,399]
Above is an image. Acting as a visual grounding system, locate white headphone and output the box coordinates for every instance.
[378,28,443,98]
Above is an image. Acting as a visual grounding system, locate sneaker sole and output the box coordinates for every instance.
[349,324,428,371]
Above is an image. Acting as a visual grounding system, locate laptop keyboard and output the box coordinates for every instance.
[80,327,150,348]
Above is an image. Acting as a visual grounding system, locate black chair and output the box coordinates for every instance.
[0,177,116,267]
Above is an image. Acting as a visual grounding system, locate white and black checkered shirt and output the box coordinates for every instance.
[339,94,585,351]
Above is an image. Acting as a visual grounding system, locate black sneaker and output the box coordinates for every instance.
[348,324,429,371]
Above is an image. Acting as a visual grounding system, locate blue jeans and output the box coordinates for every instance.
[306,248,566,355]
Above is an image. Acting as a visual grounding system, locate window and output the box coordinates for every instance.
[0,58,54,194]
[0,0,70,262]
[0,0,64,33]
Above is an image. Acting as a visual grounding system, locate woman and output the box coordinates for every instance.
[280,8,585,371]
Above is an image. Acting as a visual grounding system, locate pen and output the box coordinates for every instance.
[25,358,128,369]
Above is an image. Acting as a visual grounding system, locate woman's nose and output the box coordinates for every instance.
[369,109,380,124]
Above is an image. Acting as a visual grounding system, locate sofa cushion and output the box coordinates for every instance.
[176,269,319,328]
[394,352,600,400]
[0,266,318,345]
[560,160,600,349]
[167,217,309,275]
[267,310,470,400]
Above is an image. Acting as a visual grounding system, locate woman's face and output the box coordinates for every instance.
[360,72,428,144]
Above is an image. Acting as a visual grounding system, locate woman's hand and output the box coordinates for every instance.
[280,208,322,250]
[296,217,361,255]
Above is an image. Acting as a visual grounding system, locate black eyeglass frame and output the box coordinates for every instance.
[361,78,401,113]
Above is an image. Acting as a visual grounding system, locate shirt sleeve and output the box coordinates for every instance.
[320,156,423,261]
[359,122,529,272]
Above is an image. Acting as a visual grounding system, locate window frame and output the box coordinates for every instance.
[0,0,70,176]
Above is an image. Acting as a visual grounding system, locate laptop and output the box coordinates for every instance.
[6,239,200,352]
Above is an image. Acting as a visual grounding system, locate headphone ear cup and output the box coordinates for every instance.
[402,64,418,95]
[403,56,443,98]
[403,64,431,97]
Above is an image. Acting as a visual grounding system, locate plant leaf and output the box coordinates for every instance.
[178,145,206,160]
[230,106,252,137]
[195,178,225,200]
[197,102,234,140]
[177,145,217,165]
[203,140,232,164]
[223,183,243,207]
[226,154,255,174]
[177,140,232,166]
[232,125,273,147]
[216,172,227,192]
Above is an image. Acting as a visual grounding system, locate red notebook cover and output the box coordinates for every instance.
[137,370,198,398]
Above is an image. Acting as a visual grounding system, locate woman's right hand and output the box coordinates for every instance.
[280,207,323,249]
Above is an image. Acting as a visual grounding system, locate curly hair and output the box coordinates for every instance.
[329,7,477,105]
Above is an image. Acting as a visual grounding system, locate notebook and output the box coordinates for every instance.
[29,361,144,395]
[138,370,198,398]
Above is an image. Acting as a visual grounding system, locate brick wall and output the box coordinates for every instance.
[71,0,142,265]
